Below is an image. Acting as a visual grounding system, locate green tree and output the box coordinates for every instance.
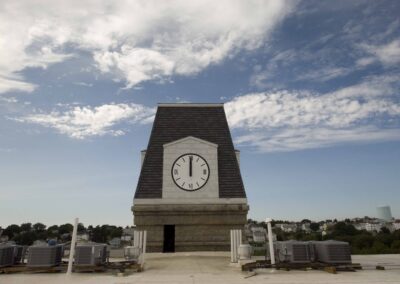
[78,223,86,233]
[376,233,394,247]
[391,240,400,251]
[14,231,37,245]
[59,223,73,235]
[110,226,123,238]
[353,234,374,250]
[310,223,319,231]
[91,225,107,243]
[332,222,358,236]
[47,225,59,233]
[33,223,46,232]
[371,241,388,254]
[20,223,32,232]
[3,224,21,239]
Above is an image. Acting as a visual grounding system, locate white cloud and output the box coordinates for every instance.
[0,0,293,93]
[225,76,400,152]
[0,76,37,94]
[295,67,353,82]
[16,103,155,139]
[73,82,93,87]
[234,127,400,152]
[358,39,400,67]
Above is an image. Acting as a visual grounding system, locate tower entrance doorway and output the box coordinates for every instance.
[163,225,175,252]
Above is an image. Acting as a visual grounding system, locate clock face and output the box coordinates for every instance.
[171,153,210,191]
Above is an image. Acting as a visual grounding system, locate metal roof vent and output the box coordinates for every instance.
[26,245,63,267]
[276,240,314,263]
[0,245,15,267]
[312,240,352,264]
[74,244,107,266]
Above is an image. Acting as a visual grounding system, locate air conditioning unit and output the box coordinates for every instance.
[312,240,352,264]
[74,244,107,266]
[124,246,141,261]
[275,240,314,263]
[26,245,63,267]
[0,245,15,267]
[13,245,24,264]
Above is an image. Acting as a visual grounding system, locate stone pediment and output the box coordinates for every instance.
[163,136,218,149]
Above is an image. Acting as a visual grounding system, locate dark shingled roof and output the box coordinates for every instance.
[134,104,246,199]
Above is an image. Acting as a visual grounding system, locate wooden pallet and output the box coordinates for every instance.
[0,260,141,274]
[241,260,363,274]
[0,263,67,274]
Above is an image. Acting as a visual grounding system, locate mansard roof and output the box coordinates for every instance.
[134,104,246,199]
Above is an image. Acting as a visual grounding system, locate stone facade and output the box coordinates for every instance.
[132,203,249,252]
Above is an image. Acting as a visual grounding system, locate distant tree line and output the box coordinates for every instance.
[0,223,124,245]
[248,220,400,254]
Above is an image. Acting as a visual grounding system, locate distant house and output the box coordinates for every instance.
[0,235,9,242]
[77,233,89,242]
[121,227,135,242]
[251,227,266,243]
[121,235,132,242]
[123,227,135,236]
[354,222,382,232]
[33,240,47,246]
[393,220,400,231]
[109,237,121,248]
[275,223,297,233]
[301,223,311,233]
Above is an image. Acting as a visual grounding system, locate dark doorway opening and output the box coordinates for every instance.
[163,225,175,253]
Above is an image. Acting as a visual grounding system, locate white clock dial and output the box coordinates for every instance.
[171,153,210,191]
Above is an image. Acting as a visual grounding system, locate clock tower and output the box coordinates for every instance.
[132,103,249,252]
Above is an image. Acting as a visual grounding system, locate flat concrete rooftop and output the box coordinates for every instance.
[2,252,400,284]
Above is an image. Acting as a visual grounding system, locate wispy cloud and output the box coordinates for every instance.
[73,82,93,87]
[0,0,294,93]
[15,103,155,139]
[357,39,400,67]
[226,75,400,152]
[249,2,400,90]
[0,76,37,94]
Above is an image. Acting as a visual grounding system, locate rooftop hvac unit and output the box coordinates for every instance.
[0,245,15,267]
[26,245,63,267]
[13,245,25,264]
[124,246,141,261]
[74,244,107,266]
[275,241,314,264]
[312,240,352,264]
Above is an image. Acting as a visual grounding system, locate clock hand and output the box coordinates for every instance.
[189,156,193,177]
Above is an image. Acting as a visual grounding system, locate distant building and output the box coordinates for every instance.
[275,223,297,233]
[376,206,393,222]
[355,222,382,232]
[251,227,266,243]
[301,223,311,233]
[33,240,47,246]
[77,233,89,242]
[393,220,400,231]
[121,227,135,242]
[121,235,132,242]
[0,235,9,242]
[109,237,121,248]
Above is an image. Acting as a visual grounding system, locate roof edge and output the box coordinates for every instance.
[158,103,223,107]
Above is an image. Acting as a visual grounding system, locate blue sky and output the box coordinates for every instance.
[0,0,399,227]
